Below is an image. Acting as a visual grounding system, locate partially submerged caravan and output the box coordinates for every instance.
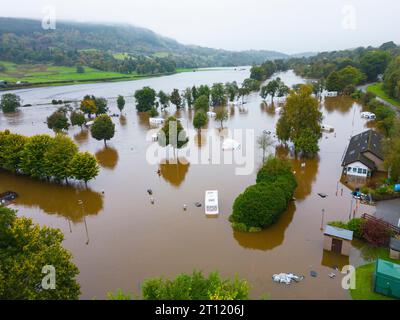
[321,124,335,132]
[205,190,219,215]
[149,118,165,126]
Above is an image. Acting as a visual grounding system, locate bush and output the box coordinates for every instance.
[141,271,249,300]
[328,221,348,230]
[230,183,287,229]
[347,218,364,239]
[361,219,392,247]
[256,156,294,184]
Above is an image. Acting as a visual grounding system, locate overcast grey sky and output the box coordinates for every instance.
[1,0,399,54]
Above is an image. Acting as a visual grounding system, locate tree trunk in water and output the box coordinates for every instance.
[104,139,107,147]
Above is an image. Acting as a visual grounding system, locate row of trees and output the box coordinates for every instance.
[133,79,261,122]
[250,59,288,81]
[260,77,289,101]
[229,157,297,232]
[0,130,99,186]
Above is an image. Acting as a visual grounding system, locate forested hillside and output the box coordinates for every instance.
[0,17,289,74]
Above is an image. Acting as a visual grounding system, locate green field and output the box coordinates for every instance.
[0,61,140,84]
[350,247,397,300]
[367,83,400,108]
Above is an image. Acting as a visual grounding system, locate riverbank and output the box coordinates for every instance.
[366,83,400,108]
[0,61,203,91]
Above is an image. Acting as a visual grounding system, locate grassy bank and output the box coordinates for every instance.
[350,247,397,300]
[367,83,400,108]
[0,61,201,90]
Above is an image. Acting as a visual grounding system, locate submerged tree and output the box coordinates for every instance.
[0,93,21,113]
[215,109,229,129]
[69,152,100,187]
[276,85,322,156]
[117,95,126,114]
[90,114,115,147]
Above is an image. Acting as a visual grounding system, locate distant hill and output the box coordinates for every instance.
[0,17,289,71]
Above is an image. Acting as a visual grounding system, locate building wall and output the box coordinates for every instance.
[323,235,351,256]
[363,152,385,171]
[344,161,370,177]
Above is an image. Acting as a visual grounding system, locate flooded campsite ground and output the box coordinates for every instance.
[0,69,377,299]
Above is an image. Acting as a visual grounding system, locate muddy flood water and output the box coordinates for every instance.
[0,69,377,299]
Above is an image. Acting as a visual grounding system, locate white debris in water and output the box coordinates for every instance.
[272,273,304,285]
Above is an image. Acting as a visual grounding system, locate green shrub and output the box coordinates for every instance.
[231,222,248,232]
[248,227,262,233]
[328,221,348,229]
[230,183,287,229]
[256,156,294,184]
[141,271,249,300]
[347,218,364,239]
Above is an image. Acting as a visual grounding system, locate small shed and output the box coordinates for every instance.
[390,238,400,260]
[374,259,400,299]
[323,225,353,256]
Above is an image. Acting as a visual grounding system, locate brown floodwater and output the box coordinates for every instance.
[0,69,376,299]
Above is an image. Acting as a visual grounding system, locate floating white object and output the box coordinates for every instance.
[272,273,304,285]
[321,124,334,132]
[149,118,165,125]
[207,111,216,117]
[85,121,94,127]
[222,139,241,151]
[205,190,219,215]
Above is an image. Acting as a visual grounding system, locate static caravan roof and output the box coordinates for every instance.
[324,225,353,241]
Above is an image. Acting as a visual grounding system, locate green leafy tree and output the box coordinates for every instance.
[197,85,211,99]
[1,93,21,113]
[80,97,97,118]
[90,114,115,147]
[170,89,182,109]
[44,134,78,183]
[261,78,280,101]
[194,95,209,112]
[360,51,391,82]
[94,97,108,115]
[225,81,239,102]
[215,109,228,129]
[276,85,322,156]
[20,134,53,179]
[384,137,400,182]
[230,183,287,230]
[69,152,99,187]
[0,207,80,299]
[0,130,27,172]
[210,83,226,106]
[134,87,156,112]
[117,95,125,114]
[293,128,320,154]
[158,116,189,150]
[326,66,365,93]
[193,111,208,132]
[157,90,170,109]
[47,110,70,132]
[70,111,86,128]
[183,88,193,108]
